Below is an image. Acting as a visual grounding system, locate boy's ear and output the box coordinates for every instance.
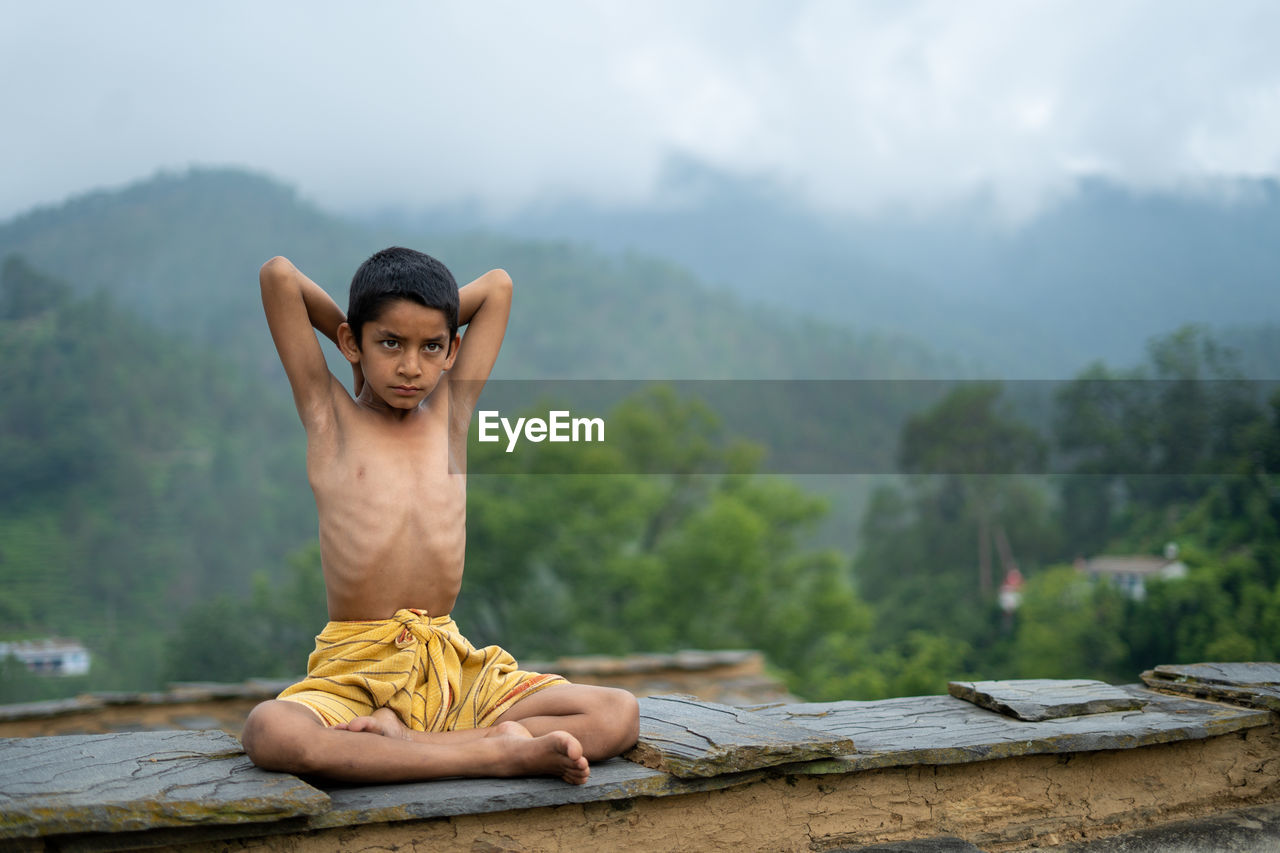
[337,322,362,364]
[444,333,462,369]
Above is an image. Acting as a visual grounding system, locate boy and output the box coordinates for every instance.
[241,248,639,785]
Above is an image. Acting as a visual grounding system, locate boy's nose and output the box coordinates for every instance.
[399,352,422,377]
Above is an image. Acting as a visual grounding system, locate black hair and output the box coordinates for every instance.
[347,247,459,348]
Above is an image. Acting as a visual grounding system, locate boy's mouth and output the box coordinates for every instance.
[392,385,421,396]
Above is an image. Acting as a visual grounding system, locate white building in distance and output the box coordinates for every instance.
[0,638,91,676]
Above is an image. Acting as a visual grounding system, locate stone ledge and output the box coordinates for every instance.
[2,666,1278,851]
[183,727,1280,853]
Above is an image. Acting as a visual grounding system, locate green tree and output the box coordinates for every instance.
[1,255,70,320]
[1048,330,1280,677]
[1055,326,1268,551]
[165,544,327,682]
[463,387,874,698]
[898,382,1047,597]
[839,385,1061,692]
[1011,566,1130,681]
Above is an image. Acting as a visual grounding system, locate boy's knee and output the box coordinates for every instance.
[241,700,322,773]
[599,687,640,750]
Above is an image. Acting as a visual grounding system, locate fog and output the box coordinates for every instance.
[3,1,1279,222]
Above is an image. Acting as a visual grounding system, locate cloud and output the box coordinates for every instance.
[2,1,1278,221]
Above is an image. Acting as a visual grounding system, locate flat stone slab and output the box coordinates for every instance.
[311,756,762,830]
[1141,661,1280,712]
[0,730,329,839]
[948,679,1147,721]
[1147,661,1280,686]
[744,685,1270,773]
[624,694,856,778]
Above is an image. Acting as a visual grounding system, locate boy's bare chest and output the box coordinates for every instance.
[307,407,465,514]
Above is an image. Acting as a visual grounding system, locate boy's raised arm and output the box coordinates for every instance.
[259,256,348,423]
[448,268,513,413]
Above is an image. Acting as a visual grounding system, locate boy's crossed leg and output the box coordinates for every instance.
[241,698,590,784]
[491,683,639,761]
[241,684,638,785]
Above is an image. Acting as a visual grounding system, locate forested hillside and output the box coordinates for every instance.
[0,257,311,697]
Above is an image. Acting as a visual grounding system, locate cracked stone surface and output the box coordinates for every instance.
[1141,661,1280,712]
[623,694,856,778]
[743,685,1269,772]
[0,729,328,839]
[312,755,761,829]
[947,679,1147,721]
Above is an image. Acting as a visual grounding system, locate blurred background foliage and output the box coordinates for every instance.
[1,170,1277,703]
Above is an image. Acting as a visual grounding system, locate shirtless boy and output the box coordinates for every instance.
[241,248,639,784]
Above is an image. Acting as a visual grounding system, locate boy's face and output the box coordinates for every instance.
[339,298,459,411]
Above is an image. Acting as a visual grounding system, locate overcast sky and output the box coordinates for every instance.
[3,1,1279,222]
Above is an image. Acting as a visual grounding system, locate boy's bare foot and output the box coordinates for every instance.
[335,707,411,741]
[501,730,589,785]
[333,709,587,784]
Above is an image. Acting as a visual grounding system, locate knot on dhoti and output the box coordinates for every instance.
[393,609,438,649]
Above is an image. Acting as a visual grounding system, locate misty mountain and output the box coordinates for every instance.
[0,168,947,381]
[389,158,1280,377]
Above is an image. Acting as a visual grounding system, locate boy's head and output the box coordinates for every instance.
[347,247,459,351]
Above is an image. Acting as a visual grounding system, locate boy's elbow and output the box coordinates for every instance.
[488,268,513,298]
[259,256,295,286]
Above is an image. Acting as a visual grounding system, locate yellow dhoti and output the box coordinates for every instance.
[276,609,566,730]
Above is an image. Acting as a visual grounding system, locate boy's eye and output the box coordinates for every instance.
[425,343,442,353]
[380,340,400,350]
